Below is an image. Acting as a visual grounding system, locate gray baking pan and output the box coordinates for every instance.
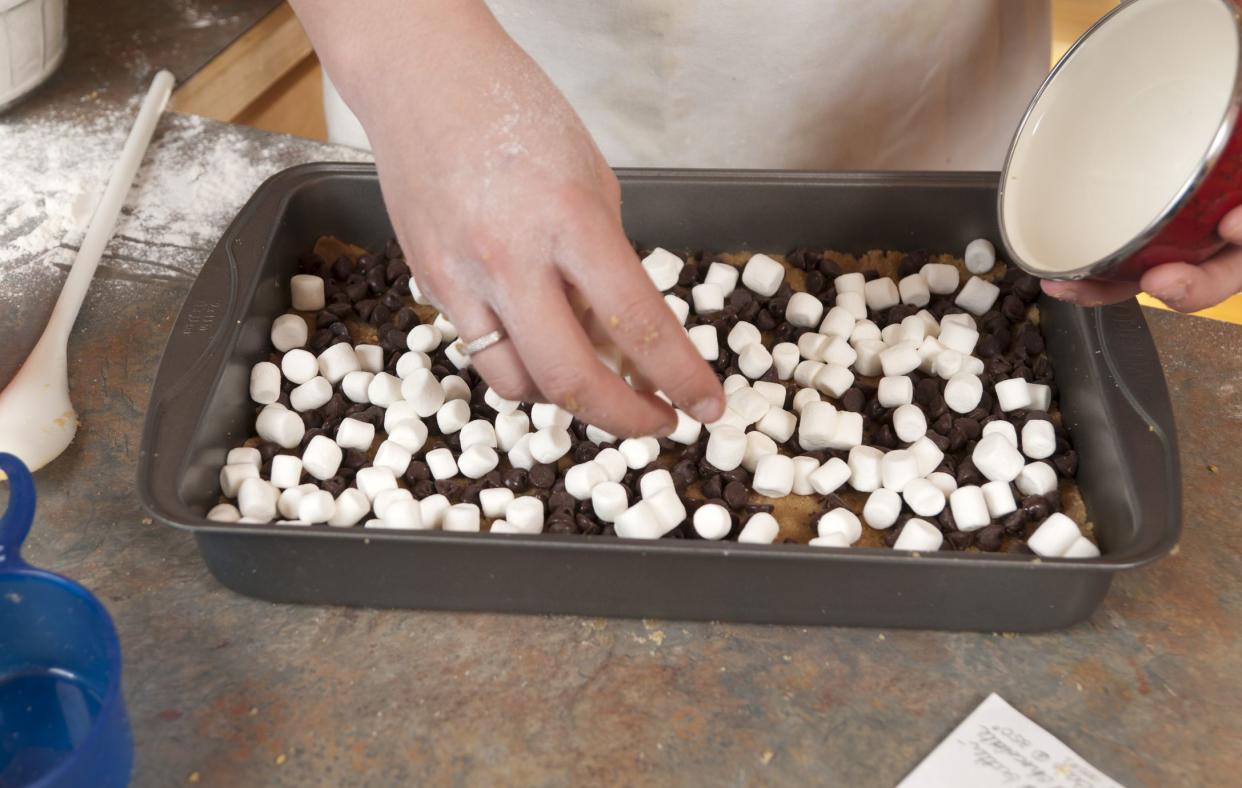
[137,164,1181,632]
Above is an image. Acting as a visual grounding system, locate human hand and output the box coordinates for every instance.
[1041,204,1242,311]
[293,0,724,437]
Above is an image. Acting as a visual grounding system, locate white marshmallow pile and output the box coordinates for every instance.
[209,242,1095,559]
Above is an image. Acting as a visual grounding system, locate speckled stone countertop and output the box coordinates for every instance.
[2,3,1241,786]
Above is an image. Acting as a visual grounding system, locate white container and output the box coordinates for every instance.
[0,0,67,111]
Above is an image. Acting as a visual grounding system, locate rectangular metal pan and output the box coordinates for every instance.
[137,164,1181,631]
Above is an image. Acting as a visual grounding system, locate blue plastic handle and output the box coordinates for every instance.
[0,452,35,569]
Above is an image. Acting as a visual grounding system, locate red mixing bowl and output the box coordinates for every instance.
[1000,0,1242,281]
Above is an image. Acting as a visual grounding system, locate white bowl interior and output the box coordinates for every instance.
[1003,0,1239,274]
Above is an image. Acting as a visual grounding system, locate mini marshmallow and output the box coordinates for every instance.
[818,508,862,544]
[505,435,535,469]
[692,283,725,314]
[892,404,927,443]
[1063,536,1101,559]
[981,419,1019,446]
[819,306,856,339]
[880,449,920,492]
[488,520,519,534]
[237,477,278,521]
[964,238,996,274]
[442,375,472,403]
[955,276,1001,315]
[738,512,780,544]
[727,321,763,354]
[820,336,857,368]
[479,487,515,519]
[893,518,943,551]
[878,376,914,408]
[898,273,931,307]
[741,252,785,296]
[531,403,572,431]
[825,410,863,450]
[409,275,431,305]
[908,436,945,477]
[328,489,370,527]
[373,488,415,520]
[791,387,821,414]
[723,374,750,395]
[250,361,282,405]
[341,370,374,404]
[741,431,778,473]
[915,309,941,337]
[786,292,825,328]
[693,503,732,540]
[688,324,719,360]
[301,435,343,480]
[863,489,902,529]
[880,324,903,346]
[981,480,1017,518]
[317,343,360,384]
[945,374,983,414]
[641,247,683,291]
[457,420,497,452]
[863,277,900,312]
[995,378,1034,412]
[530,427,572,464]
[425,447,459,480]
[388,421,429,454]
[753,454,795,498]
[1028,513,1083,557]
[290,274,325,311]
[706,425,747,471]
[255,404,304,449]
[277,484,315,520]
[834,271,865,294]
[355,344,384,374]
[395,351,431,379]
[961,356,985,377]
[1028,383,1052,412]
[1021,420,1057,460]
[444,340,471,370]
[420,494,451,529]
[902,477,946,517]
[271,313,308,352]
[809,533,851,548]
[614,501,662,539]
[752,381,787,409]
[494,411,530,453]
[591,482,628,523]
[728,387,771,424]
[269,455,303,489]
[972,433,1026,483]
[793,360,826,388]
[506,496,545,534]
[566,461,609,500]
[220,463,259,497]
[937,322,979,355]
[927,471,958,496]
[949,485,990,531]
[443,503,481,532]
[836,291,867,321]
[704,261,740,294]
[916,336,946,374]
[406,324,443,353]
[847,445,884,492]
[755,408,797,444]
[379,499,424,529]
[898,315,927,345]
[355,466,398,501]
[739,343,774,379]
[593,448,627,482]
[585,424,617,445]
[852,339,886,376]
[941,313,976,330]
[365,372,403,408]
[663,410,700,445]
[436,399,471,434]
[933,349,964,380]
[664,296,690,326]
[290,376,332,412]
[921,263,960,295]
[228,447,261,467]
[646,487,686,533]
[399,367,444,417]
[1016,461,1058,496]
[432,313,458,342]
[813,364,854,399]
[373,440,413,476]
[808,456,850,495]
[797,401,838,451]
[458,445,500,479]
[279,350,318,386]
[792,456,820,495]
[207,503,241,523]
[634,469,673,500]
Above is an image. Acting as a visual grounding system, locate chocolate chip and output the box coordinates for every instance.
[548,491,575,514]
[502,468,529,492]
[529,464,556,489]
[946,530,974,551]
[385,258,408,285]
[805,271,826,294]
[915,378,940,406]
[1021,495,1050,521]
[975,524,1004,551]
[1001,510,1027,534]
[1053,451,1078,478]
[404,461,431,483]
[412,480,436,498]
[897,251,928,278]
[872,424,897,449]
[955,456,983,486]
[817,258,843,278]
[1000,294,1025,323]
[341,449,367,470]
[1013,274,1041,303]
[756,310,777,330]
[840,388,865,413]
[366,266,388,295]
[370,304,392,325]
[300,410,323,430]
[702,475,724,500]
[257,441,281,464]
[723,481,749,510]
[953,417,982,440]
[320,476,347,497]
[932,412,954,435]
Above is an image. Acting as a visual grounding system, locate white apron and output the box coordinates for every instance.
[324,1,1051,170]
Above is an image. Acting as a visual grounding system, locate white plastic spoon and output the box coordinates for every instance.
[0,70,174,473]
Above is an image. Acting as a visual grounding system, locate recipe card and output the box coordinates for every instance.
[899,694,1124,788]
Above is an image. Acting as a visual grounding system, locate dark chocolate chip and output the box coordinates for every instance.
[975,524,1004,552]
[1021,495,1051,521]
[529,464,556,489]
[723,481,749,510]
[840,388,865,413]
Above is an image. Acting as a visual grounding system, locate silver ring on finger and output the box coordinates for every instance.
[455,327,507,357]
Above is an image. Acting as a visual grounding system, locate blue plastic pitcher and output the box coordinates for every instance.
[0,453,132,787]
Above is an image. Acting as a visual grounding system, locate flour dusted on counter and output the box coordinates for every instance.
[0,112,372,284]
